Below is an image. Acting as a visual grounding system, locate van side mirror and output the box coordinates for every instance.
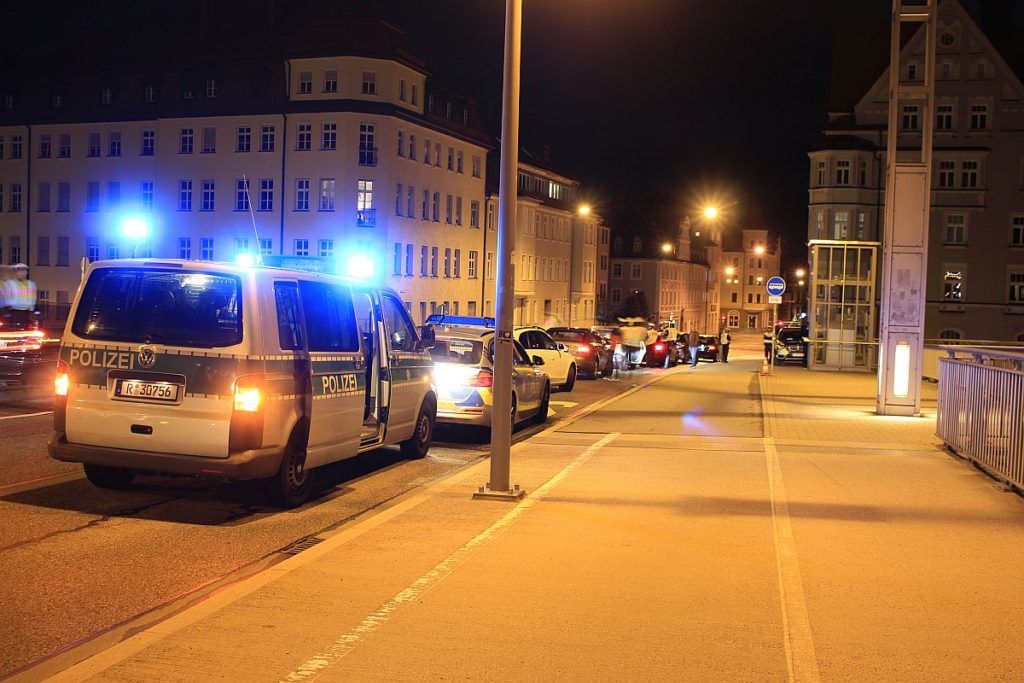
[418,325,436,351]
[531,355,545,366]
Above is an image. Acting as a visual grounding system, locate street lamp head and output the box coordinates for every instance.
[795,268,806,278]
[577,204,592,216]
[703,206,719,220]
[661,242,673,254]
[754,245,766,255]
[724,266,735,276]
[798,279,805,286]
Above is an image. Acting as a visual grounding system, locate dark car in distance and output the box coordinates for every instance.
[547,328,612,378]
[0,318,60,389]
[694,335,719,362]
[644,335,680,368]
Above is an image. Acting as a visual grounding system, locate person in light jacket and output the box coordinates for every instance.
[719,328,731,363]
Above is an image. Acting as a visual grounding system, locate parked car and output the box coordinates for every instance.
[515,326,577,390]
[774,328,808,365]
[547,327,612,378]
[644,334,680,368]
[694,335,719,362]
[429,325,550,429]
[0,317,60,390]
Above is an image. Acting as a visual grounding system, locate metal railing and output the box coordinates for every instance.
[937,347,1024,489]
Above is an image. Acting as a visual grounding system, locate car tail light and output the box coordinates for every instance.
[577,344,591,354]
[654,343,665,352]
[55,360,69,398]
[233,374,264,412]
[466,369,494,388]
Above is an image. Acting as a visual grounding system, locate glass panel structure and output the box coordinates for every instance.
[808,240,879,371]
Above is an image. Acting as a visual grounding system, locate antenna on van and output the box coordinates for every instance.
[241,173,261,263]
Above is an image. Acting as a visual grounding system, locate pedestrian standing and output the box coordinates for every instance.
[719,328,731,363]
[763,330,773,361]
[7,264,37,329]
[687,328,700,368]
[605,327,623,380]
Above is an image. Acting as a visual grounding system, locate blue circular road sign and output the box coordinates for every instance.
[766,276,786,296]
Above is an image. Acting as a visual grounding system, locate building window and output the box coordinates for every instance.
[399,79,406,101]
[85,182,101,211]
[11,135,21,159]
[296,123,311,151]
[200,238,214,261]
[936,104,954,131]
[630,263,641,279]
[258,179,273,211]
[423,139,431,165]
[201,180,215,211]
[961,161,979,188]
[358,123,376,165]
[445,194,453,224]
[108,131,121,157]
[236,126,251,152]
[938,160,955,188]
[202,126,216,153]
[233,238,249,258]
[36,236,50,266]
[294,239,309,256]
[324,70,338,93]
[816,160,825,185]
[52,95,64,108]
[612,262,623,278]
[411,84,418,105]
[470,200,480,228]
[1009,271,1024,304]
[938,328,962,340]
[397,130,405,157]
[319,178,335,211]
[295,179,310,211]
[141,181,154,210]
[835,159,850,185]
[472,155,481,178]
[141,130,155,156]
[969,104,989,130]
[393,243,403,275]
[298,71,312,94]
[434,142,441,167]
[144,85,155,103]
[943,267,965,301]
[260,124,275,152]
[260,239,272,255]
[833,211,849,239]
[443,248,451,277]
[610,288,621,304]
[319,239,333,257]
[457,151,464,173]
[235,178,250,211]
[432,192,440,222]
[431,247,439,277]
[407,186,415,217]
[39,134,51,158]
[420,246,428,276]
[56,133,71,158]
[86,237,100,262]
[408,134,417,160]
[1012,216,1024,246]
[57,183,70,212]
[395,183,403,215]
[179,128,194,154]
[178,180,193,211]
[468,251,478,278]
[322,123,336,150]
[901,105,920,131]
[205,78,219,98]
[447,147,454,171]
[944,213,966,244]
[357,180,374,225]
[454,249,461,278]
[362,72,376,94]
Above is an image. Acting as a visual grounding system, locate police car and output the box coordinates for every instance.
[425,316,550,430]
[48,259,437,507]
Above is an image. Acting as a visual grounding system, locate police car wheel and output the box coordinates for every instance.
[275,444,314,508]
[83,464,135,490]
[561,364,576,391]
[532,384,550,425]
[401,398,435,460]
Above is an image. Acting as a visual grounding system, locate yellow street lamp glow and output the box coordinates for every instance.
[756,276,763,283]
[725,266,735,275]
[703,206,719,219]
[754,245,766,255]
[798,279,805,286]
[577,204,591,216]
[661,242,673,253]
[795,268,806,278]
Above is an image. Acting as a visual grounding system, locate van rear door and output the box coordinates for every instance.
[62,266,247,458]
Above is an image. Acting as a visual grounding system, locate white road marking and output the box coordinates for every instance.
[0,410,53,420]
[280,431,621,682]
[548,400,578,408]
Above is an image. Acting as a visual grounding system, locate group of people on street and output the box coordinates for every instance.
[0,264,38,329]
[603,320,734,376]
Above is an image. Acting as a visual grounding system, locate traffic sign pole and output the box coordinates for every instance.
[764,276,786,376]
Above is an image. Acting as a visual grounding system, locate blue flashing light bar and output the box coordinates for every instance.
[424,315,495,328]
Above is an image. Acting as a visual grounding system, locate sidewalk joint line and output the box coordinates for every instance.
[279,432,621,683]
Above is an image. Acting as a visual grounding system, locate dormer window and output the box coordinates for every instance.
[362,72,376,95]
[52,95,64,108]
[632,238,642,254]
[205,78,219,98]
[298,71,312,94]
[974,61,989,80]
[427,94,434,112]
[101,88,112,105]
[144,85,155,103]
[446,102,453,120]
[183,87,194,100]
[3,94,14,110]
[462,109,469,126]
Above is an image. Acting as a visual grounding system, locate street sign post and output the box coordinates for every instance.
[765,276,786,373]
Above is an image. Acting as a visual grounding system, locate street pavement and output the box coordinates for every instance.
[27,354,1024,682]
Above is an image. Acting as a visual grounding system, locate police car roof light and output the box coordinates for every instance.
[423,314,495,328]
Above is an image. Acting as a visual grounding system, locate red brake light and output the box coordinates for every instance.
[654,343,665,352]
[55,359,69,397]
[468,369,494,387]
[577,344,591,354]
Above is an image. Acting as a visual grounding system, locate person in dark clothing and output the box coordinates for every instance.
[763,331,773,361]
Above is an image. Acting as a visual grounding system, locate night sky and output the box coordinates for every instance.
[12,0,1024,267]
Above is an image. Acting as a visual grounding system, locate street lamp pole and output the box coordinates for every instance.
[477,0,524,501]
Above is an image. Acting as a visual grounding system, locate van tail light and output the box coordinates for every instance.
[230,374,265,452]
[577,344,591,354]
[467,369,494,388]
[55,360,70,398]
[654,343,665,352]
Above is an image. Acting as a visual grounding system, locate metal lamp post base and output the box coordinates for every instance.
[473,483,526,501]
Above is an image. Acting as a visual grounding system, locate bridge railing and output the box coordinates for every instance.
[937,347,1024,489]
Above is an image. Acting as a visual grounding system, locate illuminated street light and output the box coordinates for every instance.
[703,206,719,219]
[578,204,591,216]
[795,268,806,278]
[725,266,735,276]
[754,245,766,255]
[798,279,805,286]
[661,242,673,254]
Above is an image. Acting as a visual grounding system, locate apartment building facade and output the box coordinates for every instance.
[808,0,1024,349]
[0,23,490,325]
[720,229,782,329]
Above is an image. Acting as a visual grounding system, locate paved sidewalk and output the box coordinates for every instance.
[48,363,1024,682]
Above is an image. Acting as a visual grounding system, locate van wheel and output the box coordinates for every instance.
[83,464,135,490]
[533,383,550,425]
[401,398,435,459]
[274,443,314,508]
[561,364,577,391]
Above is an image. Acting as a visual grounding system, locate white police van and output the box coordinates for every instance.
[48,259,437,506]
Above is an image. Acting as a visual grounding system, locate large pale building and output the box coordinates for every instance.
[720,229,782,329]
[808,0,1024,367]
[0,20,491,326]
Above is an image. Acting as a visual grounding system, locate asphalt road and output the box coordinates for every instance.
[0,367,658,678]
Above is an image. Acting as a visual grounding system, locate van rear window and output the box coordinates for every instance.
[71,268,242,348]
